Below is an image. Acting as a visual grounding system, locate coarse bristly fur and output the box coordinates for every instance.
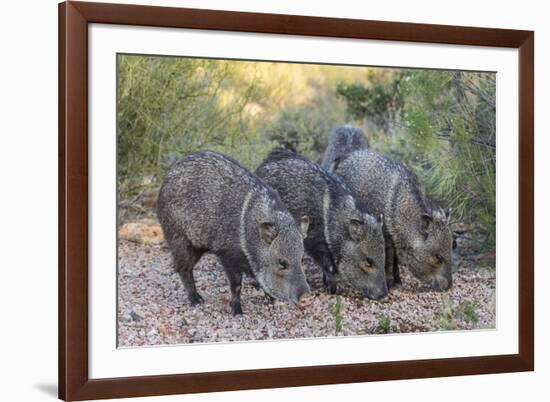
[330,148,453,291]
[321,125,369,170]
[157,150,310,315]
[256,149,387,300]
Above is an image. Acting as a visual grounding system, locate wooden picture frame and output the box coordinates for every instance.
[59,1,534,400]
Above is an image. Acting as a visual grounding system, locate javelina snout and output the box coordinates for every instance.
[407,256,453,292]
[428,264,452,291]
[291,282,311,305]
[258,258,311,305]
[362,268,389,300]
[364,285,387,300]
[431,274,452,291]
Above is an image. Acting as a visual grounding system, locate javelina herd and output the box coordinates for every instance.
[157,126,453,315]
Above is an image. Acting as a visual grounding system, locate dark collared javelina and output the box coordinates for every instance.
[256,149,387,300]
[330,149,452,291]
[157,151,310,315]
[321,125,368,170]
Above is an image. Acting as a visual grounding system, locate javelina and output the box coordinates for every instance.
[256,149,387,300]
[321,125,368,170]
[330,149,453,291]
[157,151,310,315]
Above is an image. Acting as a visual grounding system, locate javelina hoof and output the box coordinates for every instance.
[388,278,402,290]
[323,273,337,294]
[188,292,204,306]
[386,278,400,290]
[231,302,243,316]
[249,278,261,290]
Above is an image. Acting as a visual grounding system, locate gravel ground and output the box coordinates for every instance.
[117,223,496,347]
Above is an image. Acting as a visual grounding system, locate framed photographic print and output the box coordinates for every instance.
[59,1,534,400]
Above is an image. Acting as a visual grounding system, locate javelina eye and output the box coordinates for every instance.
[360,257,374,273]
[435,254,444,264]
[278,260,289,270]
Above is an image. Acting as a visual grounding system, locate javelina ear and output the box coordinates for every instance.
[349,219,365,242]
[378,213,384,228]
[299,215,310,238]
[421,213,432,231]
[445,208,452,223]
[259,222,278,244]
[328,156,343,173]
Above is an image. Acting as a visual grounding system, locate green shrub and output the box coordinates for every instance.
[332,295,344,335]
[461,301,480,324]
[377,314,391,334]
[336,69,405,134]
[435,297,480,330]
[266,104,345,163]
[435,296,458,331]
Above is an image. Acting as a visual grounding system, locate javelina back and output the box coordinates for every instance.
[256,149,387,300]
[321,125,368,170]
[157,151,310,315]
[330,149,453,291]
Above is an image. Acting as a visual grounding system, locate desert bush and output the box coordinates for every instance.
[266,104,345,163]
[117,55,263,219]
[336,69,405,135]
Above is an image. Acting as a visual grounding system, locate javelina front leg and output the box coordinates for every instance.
[316,251,337,294]
[248,276,261,290]
[247,274,273,303]
[322,271,337,294]
[227,270,244,315]
[385,243,397,289]
[264,293,275,304]
[392,252,402,287]
[178,267,204,306]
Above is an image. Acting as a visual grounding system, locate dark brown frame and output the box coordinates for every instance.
[59,1,534,400]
